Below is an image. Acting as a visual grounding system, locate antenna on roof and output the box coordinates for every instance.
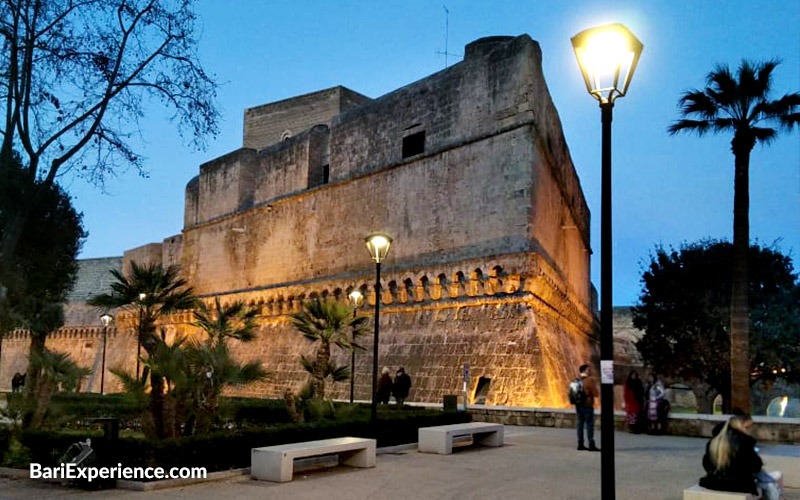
[435,5,461,68]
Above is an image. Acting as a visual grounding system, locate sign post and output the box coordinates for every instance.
[462,363,470,411]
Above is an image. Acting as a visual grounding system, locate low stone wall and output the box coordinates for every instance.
[468,405,800,444]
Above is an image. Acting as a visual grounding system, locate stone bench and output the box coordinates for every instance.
[761,444,800,488]
[418,422,504,455]
[251,437,376,482]
[683,472,783,500]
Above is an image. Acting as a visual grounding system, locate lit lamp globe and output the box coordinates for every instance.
[571,23,643,104]
[100,313,113,327]
[348,289,364,308]
[365,233,392,263]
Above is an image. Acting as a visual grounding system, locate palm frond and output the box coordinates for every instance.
[299,354,315,374]
[751,127,777,145]
[668,119,712,136]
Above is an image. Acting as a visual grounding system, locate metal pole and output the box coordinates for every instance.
[600,101,615,500]
[371,262,381,429]
[136,307,142,383]
[101,325,108,394]
[351,308,356,404]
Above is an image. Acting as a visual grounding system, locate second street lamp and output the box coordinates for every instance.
[347,289,364,404]
[364,232,392,429]
[137,292,147,382]
[100,312,113,394]
[572,23,643,500]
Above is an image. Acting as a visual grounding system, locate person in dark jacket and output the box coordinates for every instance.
[700,414,782,500]
[392,367,412,408]
[377,367,393,404]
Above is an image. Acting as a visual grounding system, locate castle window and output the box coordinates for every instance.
[322,164,329,184]
[402,130,425,159]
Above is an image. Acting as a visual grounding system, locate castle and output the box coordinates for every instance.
[1,35,598,407]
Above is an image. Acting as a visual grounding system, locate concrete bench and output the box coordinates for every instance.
[251,437,376,482]
[683,472,783,500]
[682,485,756,500]
[761,444,800,488]
[418,422,504,455]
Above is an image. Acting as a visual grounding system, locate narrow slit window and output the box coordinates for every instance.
[402,130,425,158]
[322,164,330,184]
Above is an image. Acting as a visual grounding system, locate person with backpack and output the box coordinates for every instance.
[569,364,600,451]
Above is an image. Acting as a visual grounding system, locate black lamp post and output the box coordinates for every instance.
[571,23,643,500]
[100,313,113,394]
[347,289,364,404]
[364,232,392,429]
[137,292,146,382]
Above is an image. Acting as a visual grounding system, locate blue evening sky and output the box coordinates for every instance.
[67,1,800,307]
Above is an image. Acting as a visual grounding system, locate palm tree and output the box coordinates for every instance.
[189,298,267,433]
[669,60,800,412]
[291,298,367,399]
[89,262,197,438]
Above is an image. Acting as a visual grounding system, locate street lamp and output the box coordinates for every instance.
[100,313,113,394]
[364,232,392,428]
[347,289,364,404]
[572,23,643,500]
[137,293,147,382]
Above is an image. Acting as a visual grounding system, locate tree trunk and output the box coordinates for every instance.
[730,144,751,413]
[314,342,330,399]
[149,371,165,439]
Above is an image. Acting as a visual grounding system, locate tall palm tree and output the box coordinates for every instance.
[291,298,367,399]
[669,60,800,412]
[89,261,197,438]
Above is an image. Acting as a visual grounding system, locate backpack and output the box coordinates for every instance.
[568,378,586,405]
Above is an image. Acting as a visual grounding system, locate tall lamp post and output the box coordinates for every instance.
[571,23,643,500]
[364,233,392,428]
[136,293,147,382]
[100,313,113,394]
[347,289,364,404]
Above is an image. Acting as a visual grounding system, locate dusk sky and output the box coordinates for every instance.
[66,1,800,307]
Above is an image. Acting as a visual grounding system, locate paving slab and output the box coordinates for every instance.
[0,427,798,500]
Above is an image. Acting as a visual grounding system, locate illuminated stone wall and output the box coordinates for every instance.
[0,34,599,407]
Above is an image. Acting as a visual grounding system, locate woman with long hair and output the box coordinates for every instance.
[623,370,644,433]
[700,414,783,500]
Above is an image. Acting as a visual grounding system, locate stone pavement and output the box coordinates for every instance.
[1,427,798,500]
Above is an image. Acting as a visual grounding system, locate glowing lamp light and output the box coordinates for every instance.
[138,293,147,301]
[100,313,113,327]
[365,233,392,263]
[780,396,789,417]
[572,23,643,104]
[348,289,364,308]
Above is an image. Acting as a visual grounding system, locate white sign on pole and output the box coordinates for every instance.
[600,360,614,384]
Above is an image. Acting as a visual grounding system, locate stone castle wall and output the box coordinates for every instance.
[0,35,599,407]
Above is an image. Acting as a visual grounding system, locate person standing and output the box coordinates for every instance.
[623,370,644,433]
[570,364,600,451]
[377,367,393,404]
[645,373,666,434]
[392,367,412,408]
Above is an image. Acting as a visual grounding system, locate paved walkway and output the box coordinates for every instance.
[1,427,798,500]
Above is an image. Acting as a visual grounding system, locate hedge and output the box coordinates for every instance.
[19,407,471,474]
[47,393,292,429]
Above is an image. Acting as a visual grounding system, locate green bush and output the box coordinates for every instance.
[45,393,292,430]
[19,408,471,474]
[0,425,11,463]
